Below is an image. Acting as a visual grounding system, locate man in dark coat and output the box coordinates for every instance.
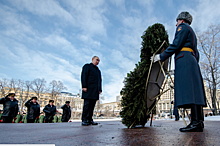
[173,107,179,121]
[152,12,206,132]
[61,101,71,122]
[43,100,57,123]
[81,56,102,126]
[25,97,40,123]
[0,93,19,123]
[171,101,179,121]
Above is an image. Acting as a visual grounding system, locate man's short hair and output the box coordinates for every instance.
[92,56,99,60]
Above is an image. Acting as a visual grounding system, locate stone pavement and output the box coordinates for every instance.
[0,119,220,146]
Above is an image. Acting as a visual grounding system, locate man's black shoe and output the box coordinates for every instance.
[82,121,90,126]
[179,122,203,132]
[201,122,204,128]
[90,121,98,125]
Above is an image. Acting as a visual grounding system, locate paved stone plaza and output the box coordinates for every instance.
[0,119,220,146]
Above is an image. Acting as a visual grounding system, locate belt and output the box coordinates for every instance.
[181,47,194,52]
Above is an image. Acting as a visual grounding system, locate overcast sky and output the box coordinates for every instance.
[0,0,220,103]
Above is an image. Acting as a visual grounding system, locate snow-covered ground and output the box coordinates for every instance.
[69,118,122,122]
[155,115,220,121]
[204,115,220,121]
[69,116,220,123]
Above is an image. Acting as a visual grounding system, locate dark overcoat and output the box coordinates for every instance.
[61,104,71,122]
[0,97,18,118]
[81,63,102,100]
[25,99,40,120]
[43,104,57,120]
[160,23,206,108]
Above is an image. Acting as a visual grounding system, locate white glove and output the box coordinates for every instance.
[150,54,161,63]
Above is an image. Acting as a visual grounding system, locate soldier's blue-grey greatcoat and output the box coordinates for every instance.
[160,23,206,108]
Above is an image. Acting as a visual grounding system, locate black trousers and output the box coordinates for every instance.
[2,116,13,123]
[82,99,97,122]
[27,119,36,123]
[190,104,204,123]
[62,117,70,122]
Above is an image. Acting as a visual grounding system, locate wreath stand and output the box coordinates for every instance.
[145,40,190,127]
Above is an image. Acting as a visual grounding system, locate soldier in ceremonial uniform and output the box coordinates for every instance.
[25,97,40,123]
[61,101,71,122]
[0,93,19,123]
[43,100,57,123]
[152,12,206,132]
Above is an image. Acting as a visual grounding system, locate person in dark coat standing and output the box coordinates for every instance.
[43,100,57,123]
[151,12,206,132]
[171,101,179,121]
[25,97,40,123]
[81,56,102,126]
[0,93,19,123]
[61,101,71,122]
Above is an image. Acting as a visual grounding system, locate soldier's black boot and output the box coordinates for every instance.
[179,105,204,132]
[179,121,203,132]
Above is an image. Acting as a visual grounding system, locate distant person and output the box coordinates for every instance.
[43,100,57,123]
[61,101,71,122]
[0,93,19,123]
[25,97,40,123]
[173,108,179,121]
[171,101,179,121]
[81,56,102,126]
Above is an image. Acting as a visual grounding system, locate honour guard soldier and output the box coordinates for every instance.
[152,12,207,132]
[61,101,71,122]
[25,97,40,123]
[43,100,57,123]
[0,93,19,123]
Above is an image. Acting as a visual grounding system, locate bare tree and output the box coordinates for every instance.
[49,80,67,105]
[30,78,47,102]
[197,24,220,115]
[18,80,33,112]
[0,78,11,97]
[8,79,23,94]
